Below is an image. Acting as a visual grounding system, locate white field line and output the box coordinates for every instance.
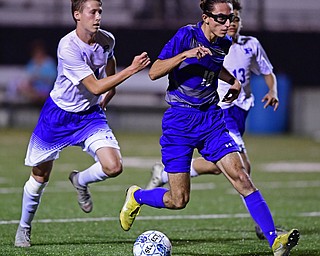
[1,212,319,226]
[1,179,320,195]
[104,158,320,172]
[122,158,320,172]
[1,178,320,195]
[225,179,320,195]
[0,182,215,194]
[253,180,320,189]
[261,162,320,172]
[298,212,320,217]
[2,159,319,173]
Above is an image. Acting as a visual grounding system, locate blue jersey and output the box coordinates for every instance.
[158,21,232,109]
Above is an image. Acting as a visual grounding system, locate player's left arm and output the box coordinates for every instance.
[253,38,279,111]
[219,66,241,103]
[100,56,117,110]
[262,72,279,111]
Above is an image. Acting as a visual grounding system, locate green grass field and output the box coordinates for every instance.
[0,128,319,256]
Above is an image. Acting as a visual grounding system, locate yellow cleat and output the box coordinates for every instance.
[119,185,141,231]
[272,229,300,256]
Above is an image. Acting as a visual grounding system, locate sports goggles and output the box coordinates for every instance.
[204,12,235,24]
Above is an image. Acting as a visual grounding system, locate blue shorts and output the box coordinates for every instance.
[223,105,248,137]
[223,106,248,152]
[160,105,239,173]
[25,96,119,166]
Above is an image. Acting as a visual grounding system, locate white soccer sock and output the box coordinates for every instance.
[20,176,47,228]
[78,162,108,187]
[190,159,199,177]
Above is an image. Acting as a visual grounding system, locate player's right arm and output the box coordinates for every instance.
[149,46,212,81]
[82,52,150,95]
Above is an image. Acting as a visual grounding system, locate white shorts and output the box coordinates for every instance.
[24,97,120,166]
[25,130,120,166]
[81,129,120,161]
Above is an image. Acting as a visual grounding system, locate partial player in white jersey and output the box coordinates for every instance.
[14,0,150,248]
[145,0,285,240]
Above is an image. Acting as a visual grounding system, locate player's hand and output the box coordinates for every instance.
[222,78,241,103]
[262,92,279,111]
[185,45,212,60]
[222,88,240,103]
[130,52,151,73]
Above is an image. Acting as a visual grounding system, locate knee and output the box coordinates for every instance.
[236,170,256,193]
[171,195,190,209]
[101,162,122,177]
[237,170,251,184]
[32,163,52,183]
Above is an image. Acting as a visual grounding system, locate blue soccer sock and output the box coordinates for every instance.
[134,188,168,208]
[244,190,277,247]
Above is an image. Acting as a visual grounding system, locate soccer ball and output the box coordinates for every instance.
[133,230,172,256]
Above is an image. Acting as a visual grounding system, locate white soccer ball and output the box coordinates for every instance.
[133,230,172,256]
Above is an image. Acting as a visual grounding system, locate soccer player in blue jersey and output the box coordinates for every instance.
[14,0,150,248]
[145,0,284,241]
[120,0,299,255]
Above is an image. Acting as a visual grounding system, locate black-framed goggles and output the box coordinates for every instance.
[204,12,235,24]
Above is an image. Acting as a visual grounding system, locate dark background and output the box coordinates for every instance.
[0,26,318,86]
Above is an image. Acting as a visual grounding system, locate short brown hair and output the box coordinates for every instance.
[200,0,232,13]
[71,0,102,23]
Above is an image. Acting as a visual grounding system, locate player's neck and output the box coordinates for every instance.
[232,34,239,44]
[201,23,218,43]
[76,29,97,45]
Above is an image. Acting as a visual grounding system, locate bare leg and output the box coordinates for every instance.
[163,172,190,209]
[77,147,123,187]
[96,147,123,177]
[217,152,277,246]
[216,152,255,196]
[192,157,222,175]
[31,160,53,182]
[192,150,250,176]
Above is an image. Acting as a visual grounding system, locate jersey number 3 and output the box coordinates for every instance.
[232,68,245,84]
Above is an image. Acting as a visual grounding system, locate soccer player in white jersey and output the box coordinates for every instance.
[14,0,150,248]
[145,0,286,240]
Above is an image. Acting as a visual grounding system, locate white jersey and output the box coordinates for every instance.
[50,29,115,112]
[218,35,273,111]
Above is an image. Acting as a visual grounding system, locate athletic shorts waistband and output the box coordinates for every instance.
[170,104,220,112]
